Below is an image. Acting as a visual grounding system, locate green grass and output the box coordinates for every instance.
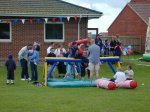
[0,55,150,112]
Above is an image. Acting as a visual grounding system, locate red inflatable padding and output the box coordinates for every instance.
[117,80,137,89]
[95,79,116,90]
[76,39,89,45]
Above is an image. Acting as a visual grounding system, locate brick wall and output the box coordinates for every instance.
[108,5,147,53]
[0,18,88,63]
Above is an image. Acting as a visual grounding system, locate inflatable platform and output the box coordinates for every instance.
[47,78,96,87]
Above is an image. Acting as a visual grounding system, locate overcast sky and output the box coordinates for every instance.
[63,0,131,33]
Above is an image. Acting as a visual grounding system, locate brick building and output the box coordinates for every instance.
[0,0,102,62]
[108,0,150,53]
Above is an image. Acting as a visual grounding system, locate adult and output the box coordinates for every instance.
[110,37,117,56]
[18,44,32,80]
[88,39,100,84]
[47,42,54,55]
[95,34,103,56]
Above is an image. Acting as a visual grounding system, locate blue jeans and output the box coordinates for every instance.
[20,59,29,79]
[30,62,38,81]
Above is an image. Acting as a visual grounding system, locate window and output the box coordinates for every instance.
[44,22,64,42]
[0,22,11,42]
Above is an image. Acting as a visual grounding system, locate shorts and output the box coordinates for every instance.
[89,63,100,71]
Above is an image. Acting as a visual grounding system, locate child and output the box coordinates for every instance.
[47,48,56,65]
[28,45,40,83]
[64,48,75,79]
[47,48,56,78]
[103,39,109,56]
[114,42,123,57]
[5,54,16,84]
[110,67,126,83]
[124,65,134,80]
[80,51,89,80]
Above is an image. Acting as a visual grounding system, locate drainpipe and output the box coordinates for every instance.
[78,15,82,40]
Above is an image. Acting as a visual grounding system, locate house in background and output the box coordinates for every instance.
[108,0,150,53]
[0,0,102,62]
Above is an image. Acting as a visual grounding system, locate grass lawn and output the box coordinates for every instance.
[0,55,150,112]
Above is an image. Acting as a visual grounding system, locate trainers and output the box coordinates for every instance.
[21,78,25,81]
[26,78,31,81]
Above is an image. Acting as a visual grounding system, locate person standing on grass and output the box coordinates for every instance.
[18,44,33,81]
[88,39,100,84]
[5,54,16,85]
[28,44,40,83]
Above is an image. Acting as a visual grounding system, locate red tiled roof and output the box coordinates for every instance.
[128,2,150,25]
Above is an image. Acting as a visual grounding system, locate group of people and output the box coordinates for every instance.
[5,42,40,84]
[95,34,123,57]
[5,36,133,85]
[46,39,100,84]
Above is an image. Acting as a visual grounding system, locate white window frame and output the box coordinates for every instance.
[0,22,12,42]
[44,22,65,42]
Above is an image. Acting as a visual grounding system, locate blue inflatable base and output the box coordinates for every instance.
[48,78,96,88]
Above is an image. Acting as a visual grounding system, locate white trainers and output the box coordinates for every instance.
[21,78,25,81]
[26,78,31,81]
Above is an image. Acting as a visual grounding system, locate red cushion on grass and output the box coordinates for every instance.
[108,82,116,90]
[130,80,137,89]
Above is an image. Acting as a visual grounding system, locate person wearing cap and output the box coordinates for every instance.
[5,54,16,84]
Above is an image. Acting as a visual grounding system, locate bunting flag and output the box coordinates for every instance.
[21,19,25,24]
[80,15,82,19]
[36,18,40,23]
[67,17,70,21]
[13,19,18,25]
[59,17,63,22]
[74,16,78,21]
[52,17,55,22]
[1,15,81,24]
[29,19,33,24]
[44,18,48,23]
[5,19,9,24]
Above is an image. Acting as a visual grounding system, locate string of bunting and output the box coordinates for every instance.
[0,16,81,24]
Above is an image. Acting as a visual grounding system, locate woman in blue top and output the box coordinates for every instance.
[28,45,40,83]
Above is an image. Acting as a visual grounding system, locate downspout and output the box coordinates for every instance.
[78,15,82,40]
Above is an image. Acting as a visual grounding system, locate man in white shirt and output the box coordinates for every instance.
[18,44,32,80]
[47,42,54,55]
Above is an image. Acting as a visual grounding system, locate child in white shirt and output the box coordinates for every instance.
[124,65,134,80]
[110,68,126,83]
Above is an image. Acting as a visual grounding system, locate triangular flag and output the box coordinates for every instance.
[44,18,48,23]
[13,19,18,25]
[67,17,70,21]
[80,15,82,19]
[52,17,55,22]
[29,19,33,24]
[74,16,78,21]
[5,19,9,24]
[59,17,63,22]
[36,18,40,23]
[21,19,25,24]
